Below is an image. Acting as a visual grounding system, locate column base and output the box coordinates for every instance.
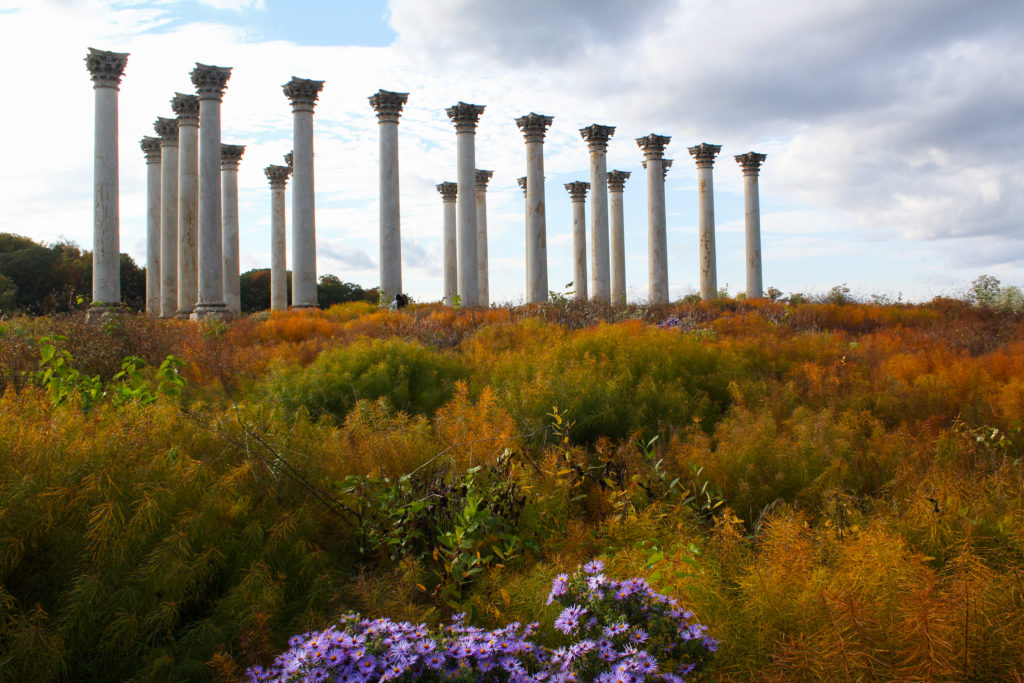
[288,303,318,310]
[190,302,231,321]
[174,308,194,319]
[86,302,124,323]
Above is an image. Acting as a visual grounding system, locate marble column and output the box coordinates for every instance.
[637,134,671,305]
[445,102,485,308]
[607,170,631,305]
[369,89,409,305]
[171,92,200,317]
[84,48,128,313]
[517,176,529,296]
[580,124,615,303]
[564,182,590,300]
[475,169,493,307]
[154,117,179,318]
[437,182,458,307]
[265,165,292,311]
[220,144,245,314]
[735,151,767,299]
[515,113,554,303]
[283,77,324,308]
[688,143,722,301]
[191,63,232,319]
[141,136,162,317]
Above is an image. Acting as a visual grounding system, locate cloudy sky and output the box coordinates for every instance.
[1,0,1021,303]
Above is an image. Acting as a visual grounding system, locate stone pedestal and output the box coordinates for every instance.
[265,165,292,311]
[607,170,631,305]
[446,102,485,308]
[369,89,409,305]
[85,48,128,315]
[141,136,161,317]
[735,151,767,299]
[565,182,590,300]
[171,92,199,317]
[580,124,615,303]
[284,77,325,309]
[516,113,553,303]
[688,143,722,301]
[637,134,671,305]
[437,182,458,307]
[475,170,493,307]
[154,117,179,318]
[220,144,245,314]
[191,63,232,319]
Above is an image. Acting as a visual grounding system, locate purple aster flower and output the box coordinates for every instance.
[583,559,605,574]
[554,605,587,634]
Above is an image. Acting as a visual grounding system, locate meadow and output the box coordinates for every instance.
[1,295,1023,681]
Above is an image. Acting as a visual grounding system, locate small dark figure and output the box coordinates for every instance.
[390,293,410,310]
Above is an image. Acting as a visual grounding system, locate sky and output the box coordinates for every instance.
[1,0,1022,304]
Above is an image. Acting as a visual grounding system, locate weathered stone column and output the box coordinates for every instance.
[220,144,245,314]
[565,182,590,300]
[580,124,615,303]
[515,113,554,303]
[437,182,458,307]
[475,170,493,307]
[85,48,128,313]
[191,63,232,319]
[171,92,199,317]
[607,170,631,305]
[688,143,722,300]
[141,136,162,317]
[265,165,292,311]
[736,151,767,299]
[154,117,179,318]
[446,102,485,308]
[516,176,530,295]
[369,89,409,305]
[283,77,324,308]
[637,134,671,305]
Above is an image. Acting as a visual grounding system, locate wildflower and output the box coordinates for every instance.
[547,572,570,605]
[554,605,587,634]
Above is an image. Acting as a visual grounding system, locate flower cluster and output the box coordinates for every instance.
[248,562,715,682]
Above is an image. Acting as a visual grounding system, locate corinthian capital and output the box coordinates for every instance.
[191,63,232,101]
[688,142,722,168]
[369,89,409,123]
[85,48,128,88]
[284,151,293,168]
[171,92,200,125]
[475,169,494,190]
[517,176,527,197]
[153,117,179,144]
[283,76,325,111]
[606,170,631,192]
[515,113,554,143]
[636,134,671,159]
[220,144,246,170]
[446,102,486,133]
[565,181,590,202]
[436,182,458,201]
[580,124,616,152]
[735,151,767,176]
[140,136,162,163]
[265,164,292,189]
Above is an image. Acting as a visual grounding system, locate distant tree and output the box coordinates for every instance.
[0,241,59,312]
[317,274,369,307]
[120,254,145,311]
[0,272,17,313]
[970,275,1001,307]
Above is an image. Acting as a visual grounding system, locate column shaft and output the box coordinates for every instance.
[689,143,721,301]
[647,159,668,304]
[271,185,288,310]
[438,183,458,307]
[525,140,548,302]
[572,196,587,300]
[177,120,199,315]
[142,138,161,317]
[221,145,244,314]
[379,119,401,302]
[736,152,767,299]
[456,132,479,307]
[608,170,630,305]
[195,96,225,314]
[581,125,615,303]
[156,126,179,318]
[291,108,316,306]
[93,85,120,306]
[475,170,493,307]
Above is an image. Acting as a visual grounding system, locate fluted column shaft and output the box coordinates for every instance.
[638,135,671,305]
[475,170,493,307]
[154,118,179,318]
[265,165,292,311]
[370,90,408,304]
[737,152,767,299]
[221,144,244,313]
[172,93,199,316]
[565,182,589,300]
[608,170,630,305]
[689,143,721,301]
[85,49,128,310]
[141,137,161,317]
[581,124,615,303]
[284,77,324,308]
[438,182,458,307]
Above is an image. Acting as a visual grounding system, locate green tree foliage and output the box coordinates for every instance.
[317,274,377,308]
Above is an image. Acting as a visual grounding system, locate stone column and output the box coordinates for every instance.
[265,165,292,311]
[220,144,245,314]
[141,136,162,317]
[437,182,458,307]
[154,117,179,318]
[515,113,554,303]
[637,134,671,305]
[580,124,615,303]
[564,182,589,300]
[517,176,529,295]
[475,169,493,307]
[191,63,232,319]
[84,48,128,314]
[171,92,200,317]
[445,102,485,308]
[369,89,409,305]
[283,77,324,308]
[607,170,631,305]
[736,151,767,299]
[688,143,722,300]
